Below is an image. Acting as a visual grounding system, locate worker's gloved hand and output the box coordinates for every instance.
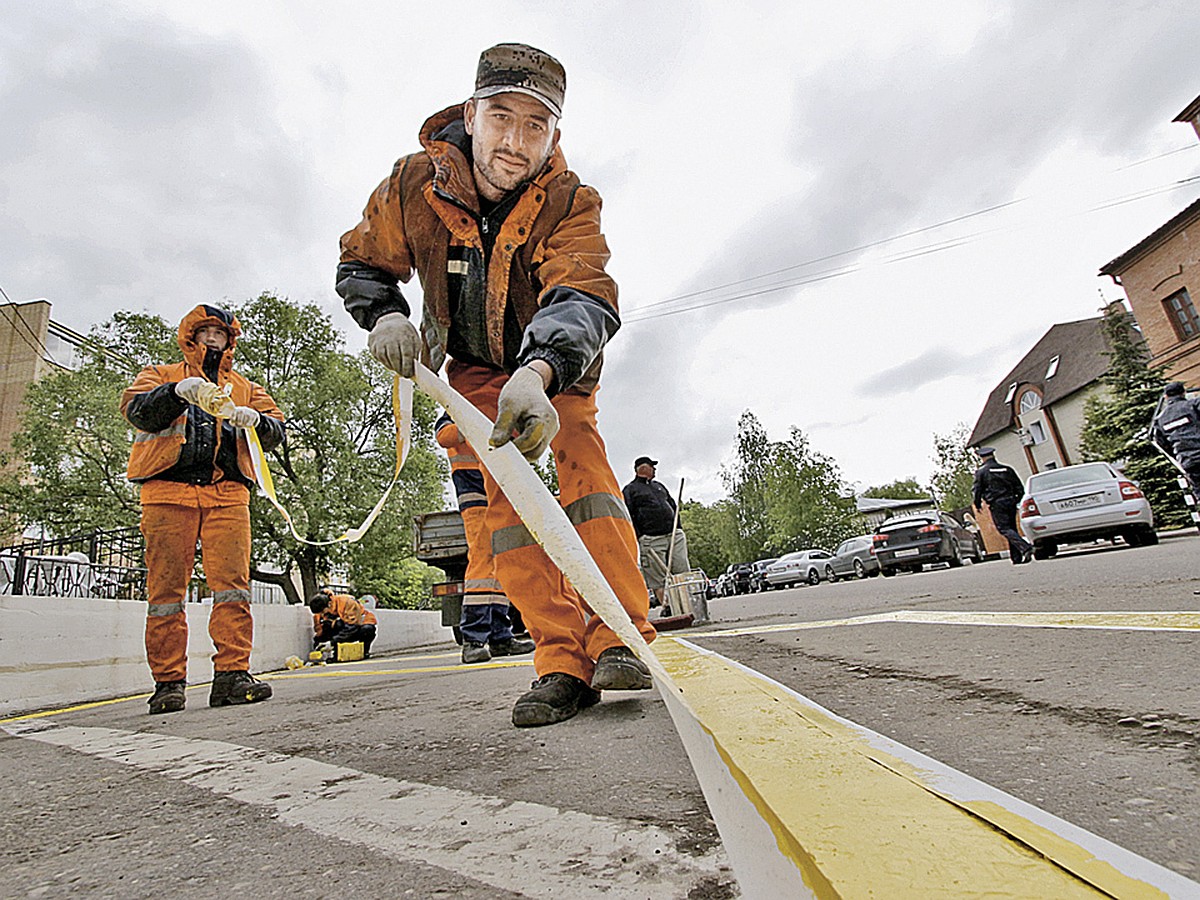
[229,406,260,429]
[489,366,558,461]
[174,377,207,405]
[367,312,420,377]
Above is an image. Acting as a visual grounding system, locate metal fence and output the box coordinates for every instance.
[0,527,288,604]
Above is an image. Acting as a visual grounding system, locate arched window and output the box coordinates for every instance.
[1018,388,1042,414]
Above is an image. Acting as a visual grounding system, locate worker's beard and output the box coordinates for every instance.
[473,144,551,200]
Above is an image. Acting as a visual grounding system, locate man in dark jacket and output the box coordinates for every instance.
[622,457,689,607]
[336,43,655,728]
[1151,382,1200,492]
[121,305,285,714]
[972,447,1032,564]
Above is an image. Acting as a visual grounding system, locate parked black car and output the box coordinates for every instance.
[719,562,753,596]
[872,513,982,576]
[749,557,778,592]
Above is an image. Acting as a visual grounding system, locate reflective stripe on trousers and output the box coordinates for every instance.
[448,361,655,683]
[141,501,253,681]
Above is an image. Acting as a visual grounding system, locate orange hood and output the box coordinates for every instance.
[177,304,241,378]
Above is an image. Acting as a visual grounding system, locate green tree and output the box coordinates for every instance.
[678,499,729,576]
[719,411,859,560]
[229,293,445,605]
[1079,303,1190,528]
[862,478,930,500]
[0,297,448,605]
[0,311,174,535]
[719,411,773,561]
[930,423,977,511]
[762,427,859,553]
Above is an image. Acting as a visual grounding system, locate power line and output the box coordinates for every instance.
[0,285,58,366]
[628,141,1200,324]
[625,169,1200,325]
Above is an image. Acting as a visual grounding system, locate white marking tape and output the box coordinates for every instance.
[4,722,728,897]
[666,637,1200,898]
[413,363,810,894]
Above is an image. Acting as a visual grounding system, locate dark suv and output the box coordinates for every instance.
[721,562,753,595]
[748,557,779,592]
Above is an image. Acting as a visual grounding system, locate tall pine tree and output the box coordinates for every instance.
[1078,303,1190,528]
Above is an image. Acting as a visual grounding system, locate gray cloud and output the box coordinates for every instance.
[597,1,1200,494]
[855,348,981,398]
[0,2,325,330]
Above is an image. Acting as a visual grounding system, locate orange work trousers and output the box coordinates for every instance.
[448,361,655,683]
[140,499,253,682]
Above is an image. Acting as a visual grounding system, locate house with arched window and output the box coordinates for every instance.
[967,304,1140,482]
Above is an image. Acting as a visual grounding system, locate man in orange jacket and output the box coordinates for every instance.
[308,588,377,658]
[337,43,656,727]
[122,305,285,714]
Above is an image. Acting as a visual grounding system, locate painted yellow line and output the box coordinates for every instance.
[657,637,1171,898]
[700,609,1200,638]
[0,657,528,722]
[266,659,534,680]
[0,693,150,723]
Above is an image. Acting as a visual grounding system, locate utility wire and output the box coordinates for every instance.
[0,284,58,366]
[625,144,1200,323]
[625,168,1200,325]
[0,283,137,371]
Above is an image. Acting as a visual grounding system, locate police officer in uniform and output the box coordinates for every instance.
[1152,382,1200,492]
[972,447,1033,564]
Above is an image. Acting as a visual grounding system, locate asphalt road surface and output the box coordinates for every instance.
[2,531,1197,897]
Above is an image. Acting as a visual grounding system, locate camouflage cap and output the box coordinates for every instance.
[474,42,565,118]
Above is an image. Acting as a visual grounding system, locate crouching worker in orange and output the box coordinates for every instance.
[308,588,377,658]
[121,305,285,714]
[435,412,535,665]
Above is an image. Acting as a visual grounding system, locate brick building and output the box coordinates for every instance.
[1,300,87,462]
[1098,94,1200,388]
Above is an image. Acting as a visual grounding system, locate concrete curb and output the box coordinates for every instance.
[0,595,447,716]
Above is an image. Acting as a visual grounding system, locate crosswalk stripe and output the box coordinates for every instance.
[3,721,731,898]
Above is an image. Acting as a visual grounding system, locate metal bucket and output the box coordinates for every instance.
[664,570,710,625]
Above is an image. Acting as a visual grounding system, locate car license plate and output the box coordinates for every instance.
[895,548,920,558]
[1054,494,1103,512]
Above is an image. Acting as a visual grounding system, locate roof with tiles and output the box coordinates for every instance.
[968,311,1139,446]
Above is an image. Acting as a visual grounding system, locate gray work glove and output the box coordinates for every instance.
[367,312,420,377]
[489,366,559,461]
[229,406,261,429]
[174,377,207,405]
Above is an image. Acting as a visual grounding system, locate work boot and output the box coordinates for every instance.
[148,680,186,715]
[591,646,653,691]
[512,673,601,728]
[490,636,535,657]
[461,641,491,664]
[208,671,272,707]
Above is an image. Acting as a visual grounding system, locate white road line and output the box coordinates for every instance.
[5,722,730,899]
[700,609,1200,638]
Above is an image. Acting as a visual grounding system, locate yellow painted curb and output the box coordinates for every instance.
[657,637,1175,899]
[266,660,534,679]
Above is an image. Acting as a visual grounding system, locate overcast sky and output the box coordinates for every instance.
[4,1,1200,503]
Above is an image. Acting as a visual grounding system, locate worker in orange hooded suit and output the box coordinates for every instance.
[121,305,285,714]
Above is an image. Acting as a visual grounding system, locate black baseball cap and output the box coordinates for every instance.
[634,456,658,468]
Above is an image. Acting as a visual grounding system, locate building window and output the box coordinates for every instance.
[1018,389,1042,414]
[1162,288,1200,341]
[1028,421,1047,444]
[1003,382,1018,403]
[1045,355,1060,379]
